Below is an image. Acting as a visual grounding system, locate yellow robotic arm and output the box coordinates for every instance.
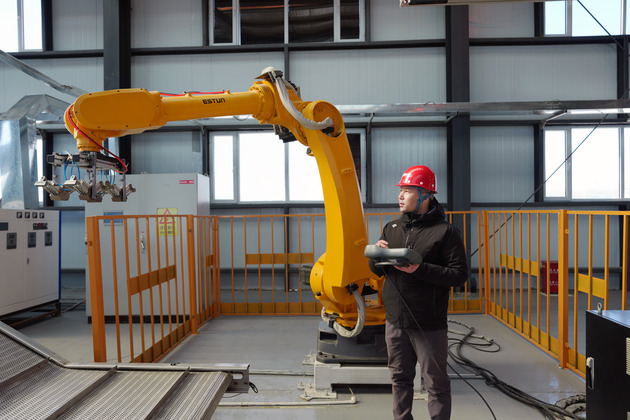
[42,68,385,336]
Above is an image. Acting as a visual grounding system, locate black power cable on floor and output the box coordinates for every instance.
[446,320,586,420]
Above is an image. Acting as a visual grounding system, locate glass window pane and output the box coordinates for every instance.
[213,0,233,43]
[289,0,333,43]
[239,132,285,201]
[213,135,234,200]
[240,0,284,44]
[340,0,360,40]
[573,0,622,36]
[544,1,567,36]
[571,127,619,199]
[0,1,18,52]
[288,141,323,201]
[544,130,567,198]
[23,0,42,50]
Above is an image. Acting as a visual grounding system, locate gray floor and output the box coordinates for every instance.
[18,301,586,420]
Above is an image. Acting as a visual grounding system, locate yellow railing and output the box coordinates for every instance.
[86,210,483,363]
[86,214,218,363]
[215,211,483,316]
[87,208,629,375]
[484,209,630,378]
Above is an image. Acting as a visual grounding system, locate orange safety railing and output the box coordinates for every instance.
[484,209,630,377]
[215,213,321,315]
[216,211,484,315]
[86,210,485,362]
[86,214,218,363]
[88,208,630,374]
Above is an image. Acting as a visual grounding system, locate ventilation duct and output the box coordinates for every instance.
[0,95,69,209]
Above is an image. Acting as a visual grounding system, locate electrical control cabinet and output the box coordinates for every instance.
[0,209,60,317]
[586,310,630,419]
[84,173,210,319]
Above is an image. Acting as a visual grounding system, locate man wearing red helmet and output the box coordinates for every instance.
[368,165,468,420]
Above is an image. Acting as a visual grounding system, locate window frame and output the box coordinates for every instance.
[209,0,364,46]
[210,128,366,204]
[544,0,628,37]
[544,126,626,201]
[0,0,42,52]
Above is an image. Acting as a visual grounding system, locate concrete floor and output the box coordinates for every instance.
[18,306,586,420]
[7,271,586,419]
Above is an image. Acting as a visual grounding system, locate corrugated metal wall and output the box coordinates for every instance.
[470,44,617,102]
[371,127,447,203]
[471,127,534,203]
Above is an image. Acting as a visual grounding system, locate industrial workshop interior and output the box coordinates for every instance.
[2,0,630,419]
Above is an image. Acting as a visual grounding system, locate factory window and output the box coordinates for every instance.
[239,131,287,201]
[210,0,364,45]
[0,0,42,52]
[544,127,623,200]
[211,129,364,203]
[544,0,624,36]
[213,134,235,200]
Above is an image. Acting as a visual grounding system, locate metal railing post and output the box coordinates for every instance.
[86,217,107,362]
[557,209,569,368]
[482,211,491,314]
[187,215,198,334]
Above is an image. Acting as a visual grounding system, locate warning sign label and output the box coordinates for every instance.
[157,208,179,236]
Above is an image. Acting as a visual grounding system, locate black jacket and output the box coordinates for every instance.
[369,198,468,330]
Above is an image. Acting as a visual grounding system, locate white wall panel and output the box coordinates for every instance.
[471,44,617,102]
[470,126,533,203]
[131,0,202,48]
[370,1,444,41]
[371,127,447,204]
[0,58,103,112]
[131,53,284,94]
[52,0,103,50]
[60,210,86,270]
[130,131,203,174]
[290,48,446,105]
[469,3,534,38]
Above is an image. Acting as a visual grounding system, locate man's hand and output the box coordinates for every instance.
[395,264,419,273]
[375,240,389,249]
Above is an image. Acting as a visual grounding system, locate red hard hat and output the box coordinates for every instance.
[396,165,437,193]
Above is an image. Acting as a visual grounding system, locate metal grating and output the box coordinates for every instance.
[0,363,111,419]
[59,370,186,419]
[0,322,244,419]
[153,371,231,419]
[0,334,44,386]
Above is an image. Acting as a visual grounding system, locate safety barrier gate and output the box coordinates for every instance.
[85,214,218,363]
[86,211,482,364]
[484,209,630,378]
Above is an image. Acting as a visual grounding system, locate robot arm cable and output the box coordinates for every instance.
[273,77,334,131]
[321,286,366,338]
[65,105,129,173]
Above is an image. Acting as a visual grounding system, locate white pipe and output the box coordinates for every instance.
[218,395,357,407]
[250,369,313,377]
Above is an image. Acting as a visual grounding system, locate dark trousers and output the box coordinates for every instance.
[385,321,451,420]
